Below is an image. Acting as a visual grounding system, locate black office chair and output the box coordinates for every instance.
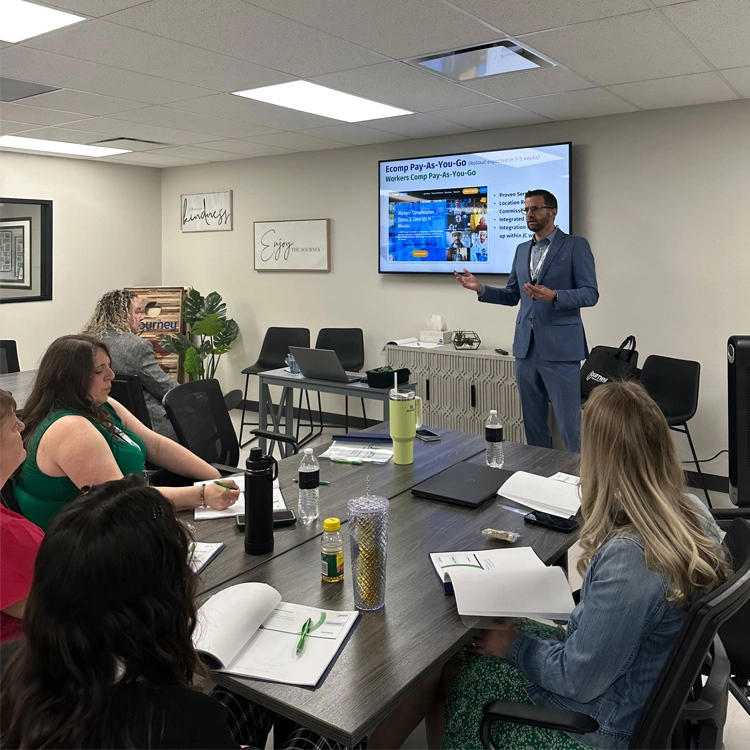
[480,518,750,750]
[110,373,152,430]
[238,327,310,448]
[639,355,710,507]
[1,478,23,514]
[164,379,240,474]
[296,328,368,444]
[0,340,20,374]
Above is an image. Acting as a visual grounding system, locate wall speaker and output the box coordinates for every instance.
[728,336,750,506]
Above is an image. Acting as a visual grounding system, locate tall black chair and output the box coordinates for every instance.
[481,518,750,749]
[238,327,310,447]
[0,340,20,374]
[297,328,368,443]
[639,355,710,507]
[164,379,239,474]
[110,373,152,429]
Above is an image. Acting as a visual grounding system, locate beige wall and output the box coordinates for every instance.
[0,151,162,367]
[161,98,750,475]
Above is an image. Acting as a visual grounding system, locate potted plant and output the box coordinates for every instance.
[157,289,239,380]
[451,330,482,350]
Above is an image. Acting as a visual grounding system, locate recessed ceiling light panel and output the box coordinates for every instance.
[0,135,130,157]
[0,0,85,43]
[232,81,412,123]
[406,40,555,82]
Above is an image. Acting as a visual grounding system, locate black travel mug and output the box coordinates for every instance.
[244,447,277,555]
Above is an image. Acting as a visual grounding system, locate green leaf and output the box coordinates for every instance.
[201,291,227,319]
[182,289,205,327]
[214,318,239,349]
[191,312,223,337]
[183,346,204,378]
[156,332,192,355]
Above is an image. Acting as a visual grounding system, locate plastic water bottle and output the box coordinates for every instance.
[321,517,344,583]
[298,448,320,524]
[485,410,505,468]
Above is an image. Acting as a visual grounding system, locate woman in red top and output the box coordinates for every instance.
[0,389,44,643]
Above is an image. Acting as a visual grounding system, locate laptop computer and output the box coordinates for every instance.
[411,462,514,508]
[288,347,361,383]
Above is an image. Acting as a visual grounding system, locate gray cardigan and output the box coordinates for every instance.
[100,328,178,439]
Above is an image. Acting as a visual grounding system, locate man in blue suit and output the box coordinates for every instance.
[455,189,598,452]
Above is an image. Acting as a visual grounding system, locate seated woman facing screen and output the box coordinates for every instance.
[415,381,730,750]
[0,389,44,644]
[13,335,239,529]
[82,289,178,439]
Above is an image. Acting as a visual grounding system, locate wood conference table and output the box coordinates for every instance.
[0,369,36,410]
[200,439,580,746]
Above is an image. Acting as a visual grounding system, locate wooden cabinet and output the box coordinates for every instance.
[385,345,525,443]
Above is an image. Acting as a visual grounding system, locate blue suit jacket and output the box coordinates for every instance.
[479,230,598,362]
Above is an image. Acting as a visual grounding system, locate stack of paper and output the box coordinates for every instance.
[189,542,225,573]
[430,547,575,621]
[497,471,581,518]
[320,441,394,464]
[193,474,287,520]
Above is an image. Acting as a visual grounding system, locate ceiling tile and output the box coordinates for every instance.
[39,1,149,16]
[449,0,649,35]
[145,145,249,161]
[168,94,340,130]
[297,124,407,146]
[19,89,148,116]
[26,19,292,92]
[662,0,750,70]
[63,117,218,145]
[10,125,114,143]
[311,63,494,113]
[521,11,711,85]
[426,102,549,129]
[107,0,388,76]
[192,139,296,157]
[246,132,350,151]
[247,0,501,59]
[610,72,738,109]
[104,151,205,167]
[0,46,214,104]
[461,66,595,99]
[0,101,89,125]
[365,113,474,138]
[510,88,638,119]
[721,67,750,98]
[0,120,40,135]
[113,106,274,138]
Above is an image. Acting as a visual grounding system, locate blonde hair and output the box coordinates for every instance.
[82,289,137,336]
[577,381,730,608]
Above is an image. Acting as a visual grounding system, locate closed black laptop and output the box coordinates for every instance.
[411,462,513,508]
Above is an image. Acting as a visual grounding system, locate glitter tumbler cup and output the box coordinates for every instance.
[347,495,389,611]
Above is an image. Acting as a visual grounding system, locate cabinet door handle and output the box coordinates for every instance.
[425,378,430,402]
[470,384,476,408]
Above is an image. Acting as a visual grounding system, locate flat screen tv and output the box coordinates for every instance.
[378,142,571,275]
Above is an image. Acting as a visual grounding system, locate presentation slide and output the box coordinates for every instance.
[378,143,571,275]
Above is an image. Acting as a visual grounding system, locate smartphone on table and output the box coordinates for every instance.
[416,428,441,442]
[235,509,297,529]
[524,511,579,533]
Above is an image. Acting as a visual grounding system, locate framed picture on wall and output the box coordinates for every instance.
[181,190,233,232]
[0,198,52,303]
[253,218,330,271]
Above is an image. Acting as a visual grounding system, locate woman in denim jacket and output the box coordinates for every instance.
[428,381,730,750]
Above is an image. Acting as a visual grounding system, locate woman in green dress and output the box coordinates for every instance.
[14,334,240,529]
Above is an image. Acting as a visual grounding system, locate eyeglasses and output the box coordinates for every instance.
[523,205,554,214]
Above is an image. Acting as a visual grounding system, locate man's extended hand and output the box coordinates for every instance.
[454,268,482,292]
[523,283,556,301]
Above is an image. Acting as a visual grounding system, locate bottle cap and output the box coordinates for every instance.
[304,448,313,455]
[323,517,341,532]
[490,409,497,415]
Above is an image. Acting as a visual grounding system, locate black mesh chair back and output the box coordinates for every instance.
[640,355,700,424]
[0,340,20,374]
[315,328,365,371]
[164,379,239,468]
[110,373,152,429]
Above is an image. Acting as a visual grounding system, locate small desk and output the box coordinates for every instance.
[0,369,36,410]
[207,441,580,745]
[257,368,412,453]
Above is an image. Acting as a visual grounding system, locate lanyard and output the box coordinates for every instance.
[529,240,550,282]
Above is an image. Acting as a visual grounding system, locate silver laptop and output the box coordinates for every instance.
[288,347,361,383]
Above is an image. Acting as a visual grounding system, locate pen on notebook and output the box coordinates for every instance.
[214,480,235,490]
[188,542,196,556]
[331,458,362,465]
[296,617,312,656]
[294,478,331,486]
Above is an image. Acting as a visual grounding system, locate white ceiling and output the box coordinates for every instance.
[1,0,748,167]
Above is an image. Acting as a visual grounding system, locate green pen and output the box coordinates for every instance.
[294,478,331,486]
[331,458,362,465]
[188,542,196,556]
[214,480,235,490]
[296,617,312,656]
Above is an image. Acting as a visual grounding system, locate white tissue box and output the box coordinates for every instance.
[420,330,452,345]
